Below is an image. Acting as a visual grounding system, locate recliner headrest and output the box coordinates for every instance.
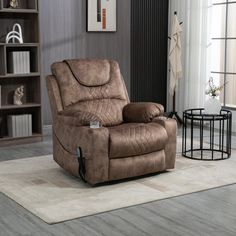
[64,59,111,87]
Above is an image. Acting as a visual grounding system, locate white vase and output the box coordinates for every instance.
[204,97,221,114]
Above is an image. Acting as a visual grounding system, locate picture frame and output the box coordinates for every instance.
[87,0,117,32]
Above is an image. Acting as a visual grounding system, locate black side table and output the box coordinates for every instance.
[182,108,232,160]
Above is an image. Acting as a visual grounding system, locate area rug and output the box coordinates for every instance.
[0,146,236,224]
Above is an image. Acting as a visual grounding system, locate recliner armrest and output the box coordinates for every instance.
[123,102,164,123]
[57,109,101,127]
[54,118,109,185]
[153,116,177,169]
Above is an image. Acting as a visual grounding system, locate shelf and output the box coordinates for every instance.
[0,103,41,110]
[0,133,41,140]
[0,133,42,147]
[0,8,38,13]
[0,43,39,47]
[0,72,40,78]
[0,11,38,19]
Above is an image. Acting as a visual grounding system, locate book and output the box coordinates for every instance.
[19,115,23,137]
[15,115,20,137]
[23,52,26,74]
[25,114,29,136]
[23,51,30,74]
[7,114,32,138]
[7,115,16,137]
[8,51,30,74]
[7,116,13,137]
[28,114,32,136]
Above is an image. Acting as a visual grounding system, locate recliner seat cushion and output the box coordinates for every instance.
[109,123,168,159]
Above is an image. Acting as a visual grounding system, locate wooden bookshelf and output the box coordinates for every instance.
[0,0,42,146]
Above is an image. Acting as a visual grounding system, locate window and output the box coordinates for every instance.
[211,0,236,108]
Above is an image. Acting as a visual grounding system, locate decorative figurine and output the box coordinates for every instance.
[14,86,24,105]
[9,0,19,8]
[6,23,23,44]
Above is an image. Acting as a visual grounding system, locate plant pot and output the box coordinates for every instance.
[204,97,221,114]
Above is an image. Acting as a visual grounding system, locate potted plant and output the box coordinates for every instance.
[204,77,226,114]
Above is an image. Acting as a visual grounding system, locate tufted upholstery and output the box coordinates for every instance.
[46,59,177,185]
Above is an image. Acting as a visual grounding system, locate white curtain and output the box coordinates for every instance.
[168,0,212,115]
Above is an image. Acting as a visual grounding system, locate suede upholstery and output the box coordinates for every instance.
[57,109,102,127]
[51,59,128,106]
[65,59,111,86]
[123,102,165,123]
[153,117,177,169]
[109,123,167,159]
[109,151,166,181]
[46,59,177,185]
[67,99,126,126]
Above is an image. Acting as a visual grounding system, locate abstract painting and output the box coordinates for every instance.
[87,0,116,32]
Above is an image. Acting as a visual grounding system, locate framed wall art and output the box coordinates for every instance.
[87,0,117,32]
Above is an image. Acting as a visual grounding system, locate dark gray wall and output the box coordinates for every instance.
[39,0,131,125]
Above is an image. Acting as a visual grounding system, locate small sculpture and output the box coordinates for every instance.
[6,23,23,44]
[9,0,19,9]
[14,86,24,105]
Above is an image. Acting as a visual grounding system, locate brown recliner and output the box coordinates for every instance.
[46,59,177,185]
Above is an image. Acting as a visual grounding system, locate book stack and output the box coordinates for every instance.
[7,114,32,138]
[8,51,30,74]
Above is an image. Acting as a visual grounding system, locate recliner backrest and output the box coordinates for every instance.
[51,59,129,126]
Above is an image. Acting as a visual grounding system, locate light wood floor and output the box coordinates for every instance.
[0,126,236,236]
